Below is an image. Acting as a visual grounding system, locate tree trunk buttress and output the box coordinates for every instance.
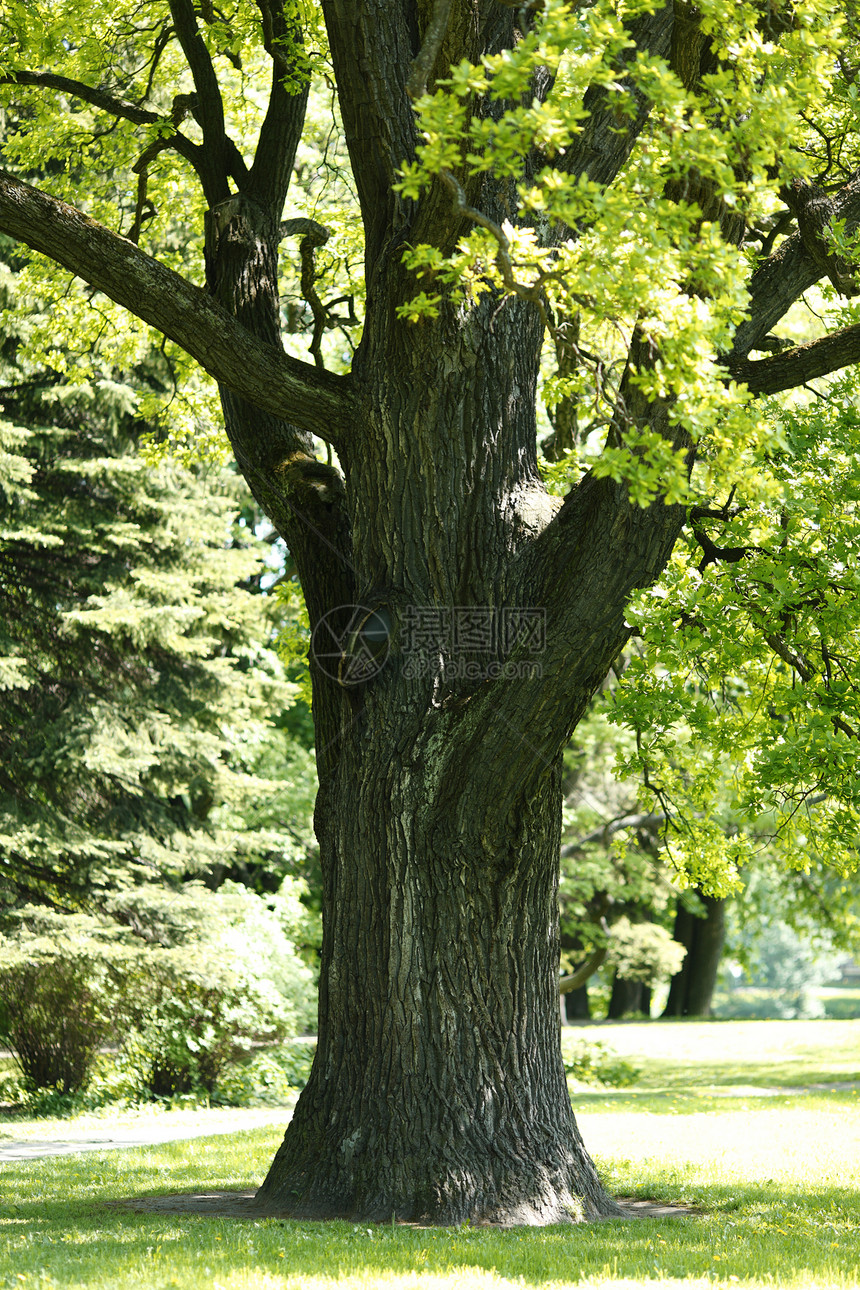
[663,895,727,1017]
[256,745,617,1224]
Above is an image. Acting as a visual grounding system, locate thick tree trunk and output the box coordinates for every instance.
[249,269,624,1222]
[192,37,685,1215]
[663,895,727,1018]
[256,745,618,1224]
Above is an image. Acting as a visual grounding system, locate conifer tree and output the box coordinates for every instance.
[0,249,314,908]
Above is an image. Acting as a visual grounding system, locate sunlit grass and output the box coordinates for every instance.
[0,1103,291,1144]
[0,1019,858,1288]
[562,1017,860,1090]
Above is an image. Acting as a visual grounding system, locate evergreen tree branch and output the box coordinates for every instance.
[0,169,354,444]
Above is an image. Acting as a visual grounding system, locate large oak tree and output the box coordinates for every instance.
[2,0,860,1223]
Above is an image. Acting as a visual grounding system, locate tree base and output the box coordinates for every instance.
[253,1116,625,1226]
[112,1191,692,1224]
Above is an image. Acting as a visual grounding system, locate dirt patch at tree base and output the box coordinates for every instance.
[108,1191,696,1223]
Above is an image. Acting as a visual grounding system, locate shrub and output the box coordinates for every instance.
[563,1040,640,1087]
[215,1041,317,1106]
[0,909,124,1094]
[117,944,293,1096]
[106,882,316,1097]
[605,917,687,984]
[105,879,317,1033]
[712,986,826,1020]
[0,881,318,1105]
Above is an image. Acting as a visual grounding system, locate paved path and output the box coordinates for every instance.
[0,1108,290,1161]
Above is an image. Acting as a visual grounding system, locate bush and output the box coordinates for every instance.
[215,1041,317,1106]
[107,881,316,1097]
[105,879,317,1033]
[563,1040,640,1087]
[821,991,860,1019]
[117,945,293,1096]
[712,986,826,1020]
[0,909,124,1094]
[605,917,687,984]
[0,881,318,1105]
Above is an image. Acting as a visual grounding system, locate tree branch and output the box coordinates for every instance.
[167,0,231,204]
[559,948,607,994]
[726,321,860,395]
[560,813,667,860]
[563,2,673,188]
[732,169,860,358]
[0,170,354,445]
[247,0,309,215]
[320,0,417,266]
[0,69,218,190]
[406,0,453,100]
[0,70,161,125]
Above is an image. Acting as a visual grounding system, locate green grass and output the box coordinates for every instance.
[563,1016,860,1090]
[1,1019,859,1288]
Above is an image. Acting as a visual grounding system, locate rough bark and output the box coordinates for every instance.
[730,170,860,359]
[247,262,630,1219]
[257,751,613,1224]
[662,896,727,1018]
[727,322,860,395]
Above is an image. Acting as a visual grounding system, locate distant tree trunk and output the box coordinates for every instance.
[564,984,592,1022]
[607,975,644,1019]
[663,895,727,1017]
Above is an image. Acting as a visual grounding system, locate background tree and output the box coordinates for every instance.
[0,245,316,907]
[556,710,682,1019]
[2,0,860,1226]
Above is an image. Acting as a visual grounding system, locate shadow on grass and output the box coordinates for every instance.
[2,1156,857,1288]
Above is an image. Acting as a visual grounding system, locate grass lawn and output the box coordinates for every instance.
[1,1019,858,1289]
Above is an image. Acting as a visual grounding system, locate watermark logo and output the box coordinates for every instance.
[310,604,393,686]
[311,604,545,687]
[401,655,543,682]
